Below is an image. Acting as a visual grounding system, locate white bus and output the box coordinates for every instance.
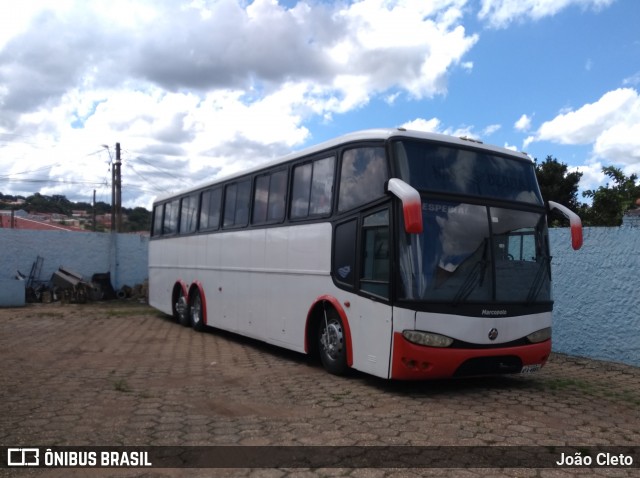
[149,128,582,380]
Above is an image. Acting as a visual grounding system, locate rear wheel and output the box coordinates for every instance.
[318,308,348,375]
[190,289,205,332]
[173,288,190,327]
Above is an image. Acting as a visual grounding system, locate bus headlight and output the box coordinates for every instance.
[526,327,551,343]
[402,330,453,348]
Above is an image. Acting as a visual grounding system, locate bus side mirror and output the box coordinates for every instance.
[548,201,583,250]
[386,178,423,234]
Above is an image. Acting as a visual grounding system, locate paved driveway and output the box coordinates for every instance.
[1,301,638,477]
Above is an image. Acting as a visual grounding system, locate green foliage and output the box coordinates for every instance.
[24,193,74,215]
[535,156,583,210]
[582,166,640,226]
[123,206,151,232]
[534,156,583,226]
[534,158,640,227]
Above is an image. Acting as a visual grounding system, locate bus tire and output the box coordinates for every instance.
[173,286,190,327]
[318,308,348,375]
[190,289,205,332]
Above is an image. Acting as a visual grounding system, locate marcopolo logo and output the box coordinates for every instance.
[7,448,40,466]
[481,309,508,316]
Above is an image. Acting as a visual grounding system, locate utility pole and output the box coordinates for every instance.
[115,142,122,233]
[110,148,115,232]
[92,189,97,232]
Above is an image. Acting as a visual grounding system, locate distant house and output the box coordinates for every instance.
[0,210,88,232]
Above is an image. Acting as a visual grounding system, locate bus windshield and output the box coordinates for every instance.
[399,199,551,304]
[393,140,543,205]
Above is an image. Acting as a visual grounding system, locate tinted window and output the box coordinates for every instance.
[291,157,334,219]
[163,199,179,235]
[152,205,163,236]
[361,209,390,298]
[338,147,388,212]
[253,170,287,224]
[200,188,222,231]
[333,219,357,287]
[393,140,543,204]
[179,194,198,234]
[291,163,312,218]
[224,179,251,228]
[309,157,334,215]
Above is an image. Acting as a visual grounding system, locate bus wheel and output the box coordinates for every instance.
[318,308,348,375]
[190,289,205,332]
[174,289,190,327]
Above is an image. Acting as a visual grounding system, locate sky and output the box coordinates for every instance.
[0,0,639,210]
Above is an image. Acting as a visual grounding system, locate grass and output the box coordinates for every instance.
[536,377,640,406]
[112,377,132,393]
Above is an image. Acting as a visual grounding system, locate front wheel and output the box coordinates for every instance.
[190,289,205,332]
[318,308,348,375]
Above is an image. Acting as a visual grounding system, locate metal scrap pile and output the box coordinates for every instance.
[16,256,147,304]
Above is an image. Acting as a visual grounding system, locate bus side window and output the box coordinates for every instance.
[224,179,251,228]
[179,194,198,234]
[152,205,163,236]
[338,147,388,213]
[291,156,334,219]
[163,199,179,235]
[253,169,287,225]
[333,219,357,287]
[200,187,222,231]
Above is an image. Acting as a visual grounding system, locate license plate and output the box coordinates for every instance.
[520,364,541,374]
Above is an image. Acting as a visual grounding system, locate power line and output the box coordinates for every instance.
[3,178,107,186]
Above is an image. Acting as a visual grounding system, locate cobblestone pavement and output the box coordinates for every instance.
[1,301,638,478]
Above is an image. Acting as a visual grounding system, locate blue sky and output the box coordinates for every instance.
[0,0,638,209]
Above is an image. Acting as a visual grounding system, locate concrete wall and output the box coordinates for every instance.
[1,227,637,368]
[549,227,639,367]
[0,230,148,292]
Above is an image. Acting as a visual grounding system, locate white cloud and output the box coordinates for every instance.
[478,0,615,28]
[571,162,607,193]
[524,88,640,194]
[514,114,532,132]
[585,58,594,71]
[401,117,476,139]
[401,118,443,133]
[483,124,501,135]
[531,88,640,165]
[0,0,478,207]
[623,71,640,87]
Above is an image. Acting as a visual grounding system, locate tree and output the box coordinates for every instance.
[582,166,640,226]
[534,156,583,226]
[124,206,151,232]
[24,193,73,215]
[535,156,582,208]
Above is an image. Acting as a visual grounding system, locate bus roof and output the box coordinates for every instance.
[152,128,532,204]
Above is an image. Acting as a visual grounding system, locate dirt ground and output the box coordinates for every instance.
[0,300,638,478]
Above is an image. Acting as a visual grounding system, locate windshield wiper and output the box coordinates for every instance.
[526,255,551,303]
[453,241,488,305]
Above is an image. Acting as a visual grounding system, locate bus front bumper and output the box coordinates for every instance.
[390,332,551,380]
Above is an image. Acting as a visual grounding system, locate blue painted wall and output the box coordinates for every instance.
[0,230,148,291]
[549,227,639,367]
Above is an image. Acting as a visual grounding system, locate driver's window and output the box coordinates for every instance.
[361,209,390,299]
